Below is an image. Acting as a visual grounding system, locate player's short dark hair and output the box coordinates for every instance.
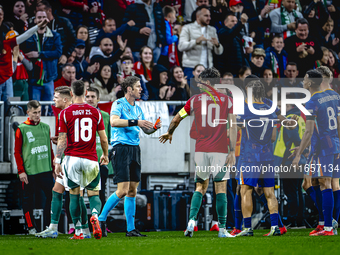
[306,69,323,88]
[55,86,71,98]
[71,80,85,96]
[122,76,140,94]
[62,63,75,72]
[121,55,134,63]
[27,100,41,110]
[163,5,176,17]
[296,18,309,28]
[246,80,265,102]
[244,74,260,88]
[87,87,100,99]
[198,67,220,79]
[37,0,52,10]
[316,66,332,79]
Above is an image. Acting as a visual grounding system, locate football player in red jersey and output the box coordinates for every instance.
[159,67,237,238]
[55,80,109,240]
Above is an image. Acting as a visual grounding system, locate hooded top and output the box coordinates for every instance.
[146,64,169,100]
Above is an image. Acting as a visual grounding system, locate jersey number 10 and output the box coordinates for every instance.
[74,118,93,142]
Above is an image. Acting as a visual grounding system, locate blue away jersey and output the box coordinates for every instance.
[305,91,340,156]
[238,101,278,162]
[110,97,145,146]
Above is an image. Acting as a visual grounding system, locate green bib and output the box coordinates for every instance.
[19,122,52,175]
[96,110,113,175]
[274,114,306,158]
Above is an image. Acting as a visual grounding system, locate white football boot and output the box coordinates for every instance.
[184,219,195,237]
[218,228,235,238]
[35,227,58,238]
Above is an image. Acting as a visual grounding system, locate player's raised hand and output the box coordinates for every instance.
[225,152,236,168]
[55,164,63,179]
[100,155,109,166]
[159,132,173,144]
[138,120,154,129]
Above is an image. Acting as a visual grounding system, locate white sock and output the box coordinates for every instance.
[319,221,325,226]
[75,221,82,236]
[195,221,198,226]
[49,224,58,231]
[69,223,75,230]
[82,228,90,235]
[324,226,332,231]
[212,220,218,227]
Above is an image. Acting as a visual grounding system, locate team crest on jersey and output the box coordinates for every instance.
[26,131,35,143]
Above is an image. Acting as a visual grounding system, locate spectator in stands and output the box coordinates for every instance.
[284,18,322,77]
[327,48,340,78]
[319,18,339,53]
[192,64,205,80]
[134,46,154,82]
[0,12,48,113]
[89,36,127,67]
[277,62,303,98]
[91,65,120,101]
[210,0,230,31]
[83,79,90,90]
[72,39,100,80]
[112,46,133,75]
[315,46,330,68]
[269,0,303,38]
[169,65,190,100]
[8,1,28,34]
[36,1,76,66]
[241,0,272,48]
[302,0,329,39]
[76,25,91,57]
[159,6,179,69]
[115,55,148,101]
[95,18,135,46]
[178,6,223,81]
[249,47,266,77]
[264,35,288,78]
[85,0,106,44]
[59,0,89,29]
[24,10,62,101]
[14,100,54,234]
[146,64,170,100]
[11,35,32,103]
[235,66,251,94]
[262,68,275,99]
[122,0,166,63]
[190,0,210,23]
[54,64,76,89]
[218,12,249,76]
[190,64,205,95]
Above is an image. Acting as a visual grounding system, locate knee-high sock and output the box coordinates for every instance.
[259,194,283,228]
[50,191,63,225]
[69,194,81,235]
[124,196,136,232]
[234,194,243,230]
[79,196,88,229]
[189,191,203,221]
[333,190,340,222]
[98,192,121,221]
[270,213,279,227]
[89,195,102,216]
[244,217,251,228]
[314,186,325,224]
[322,189,334,228]
[216,193,227,228]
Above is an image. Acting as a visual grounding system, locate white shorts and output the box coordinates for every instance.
[194,152,230,182]
[56,166,70,191]
[62,155,101,191]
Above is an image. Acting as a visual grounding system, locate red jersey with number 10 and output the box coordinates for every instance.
[59,103,105,161]
[182,92,233,153]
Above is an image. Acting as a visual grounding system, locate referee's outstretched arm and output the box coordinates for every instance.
[111,115,159,135]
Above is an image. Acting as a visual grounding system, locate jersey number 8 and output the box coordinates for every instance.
[74,117,93,142]
[327,107,337,130]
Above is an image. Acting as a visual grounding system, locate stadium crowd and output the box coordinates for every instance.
[2,0,340,236]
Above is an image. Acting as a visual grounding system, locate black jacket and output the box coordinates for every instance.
[217,20,249,75]
[47,14,77,56]
[122,1,166,52]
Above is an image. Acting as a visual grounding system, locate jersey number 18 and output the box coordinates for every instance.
[74,117,93,142]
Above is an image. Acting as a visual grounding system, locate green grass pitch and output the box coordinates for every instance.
[0,229,338,255]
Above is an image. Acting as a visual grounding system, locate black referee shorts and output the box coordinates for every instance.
[110,144,141,184]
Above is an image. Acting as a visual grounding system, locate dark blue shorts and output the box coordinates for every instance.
[238,161,275,187]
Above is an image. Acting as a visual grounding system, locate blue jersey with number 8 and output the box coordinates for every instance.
[305,91,340,156]
[238,101,277,162]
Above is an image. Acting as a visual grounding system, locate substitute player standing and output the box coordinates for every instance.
[55,80,109,240]
[292,69,340,236]
[98,76,161,237]
[159,67,237,238]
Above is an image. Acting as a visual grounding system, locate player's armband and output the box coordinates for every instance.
[179,107,188,119]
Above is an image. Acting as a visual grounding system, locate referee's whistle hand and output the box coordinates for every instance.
[138,120,154,129]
